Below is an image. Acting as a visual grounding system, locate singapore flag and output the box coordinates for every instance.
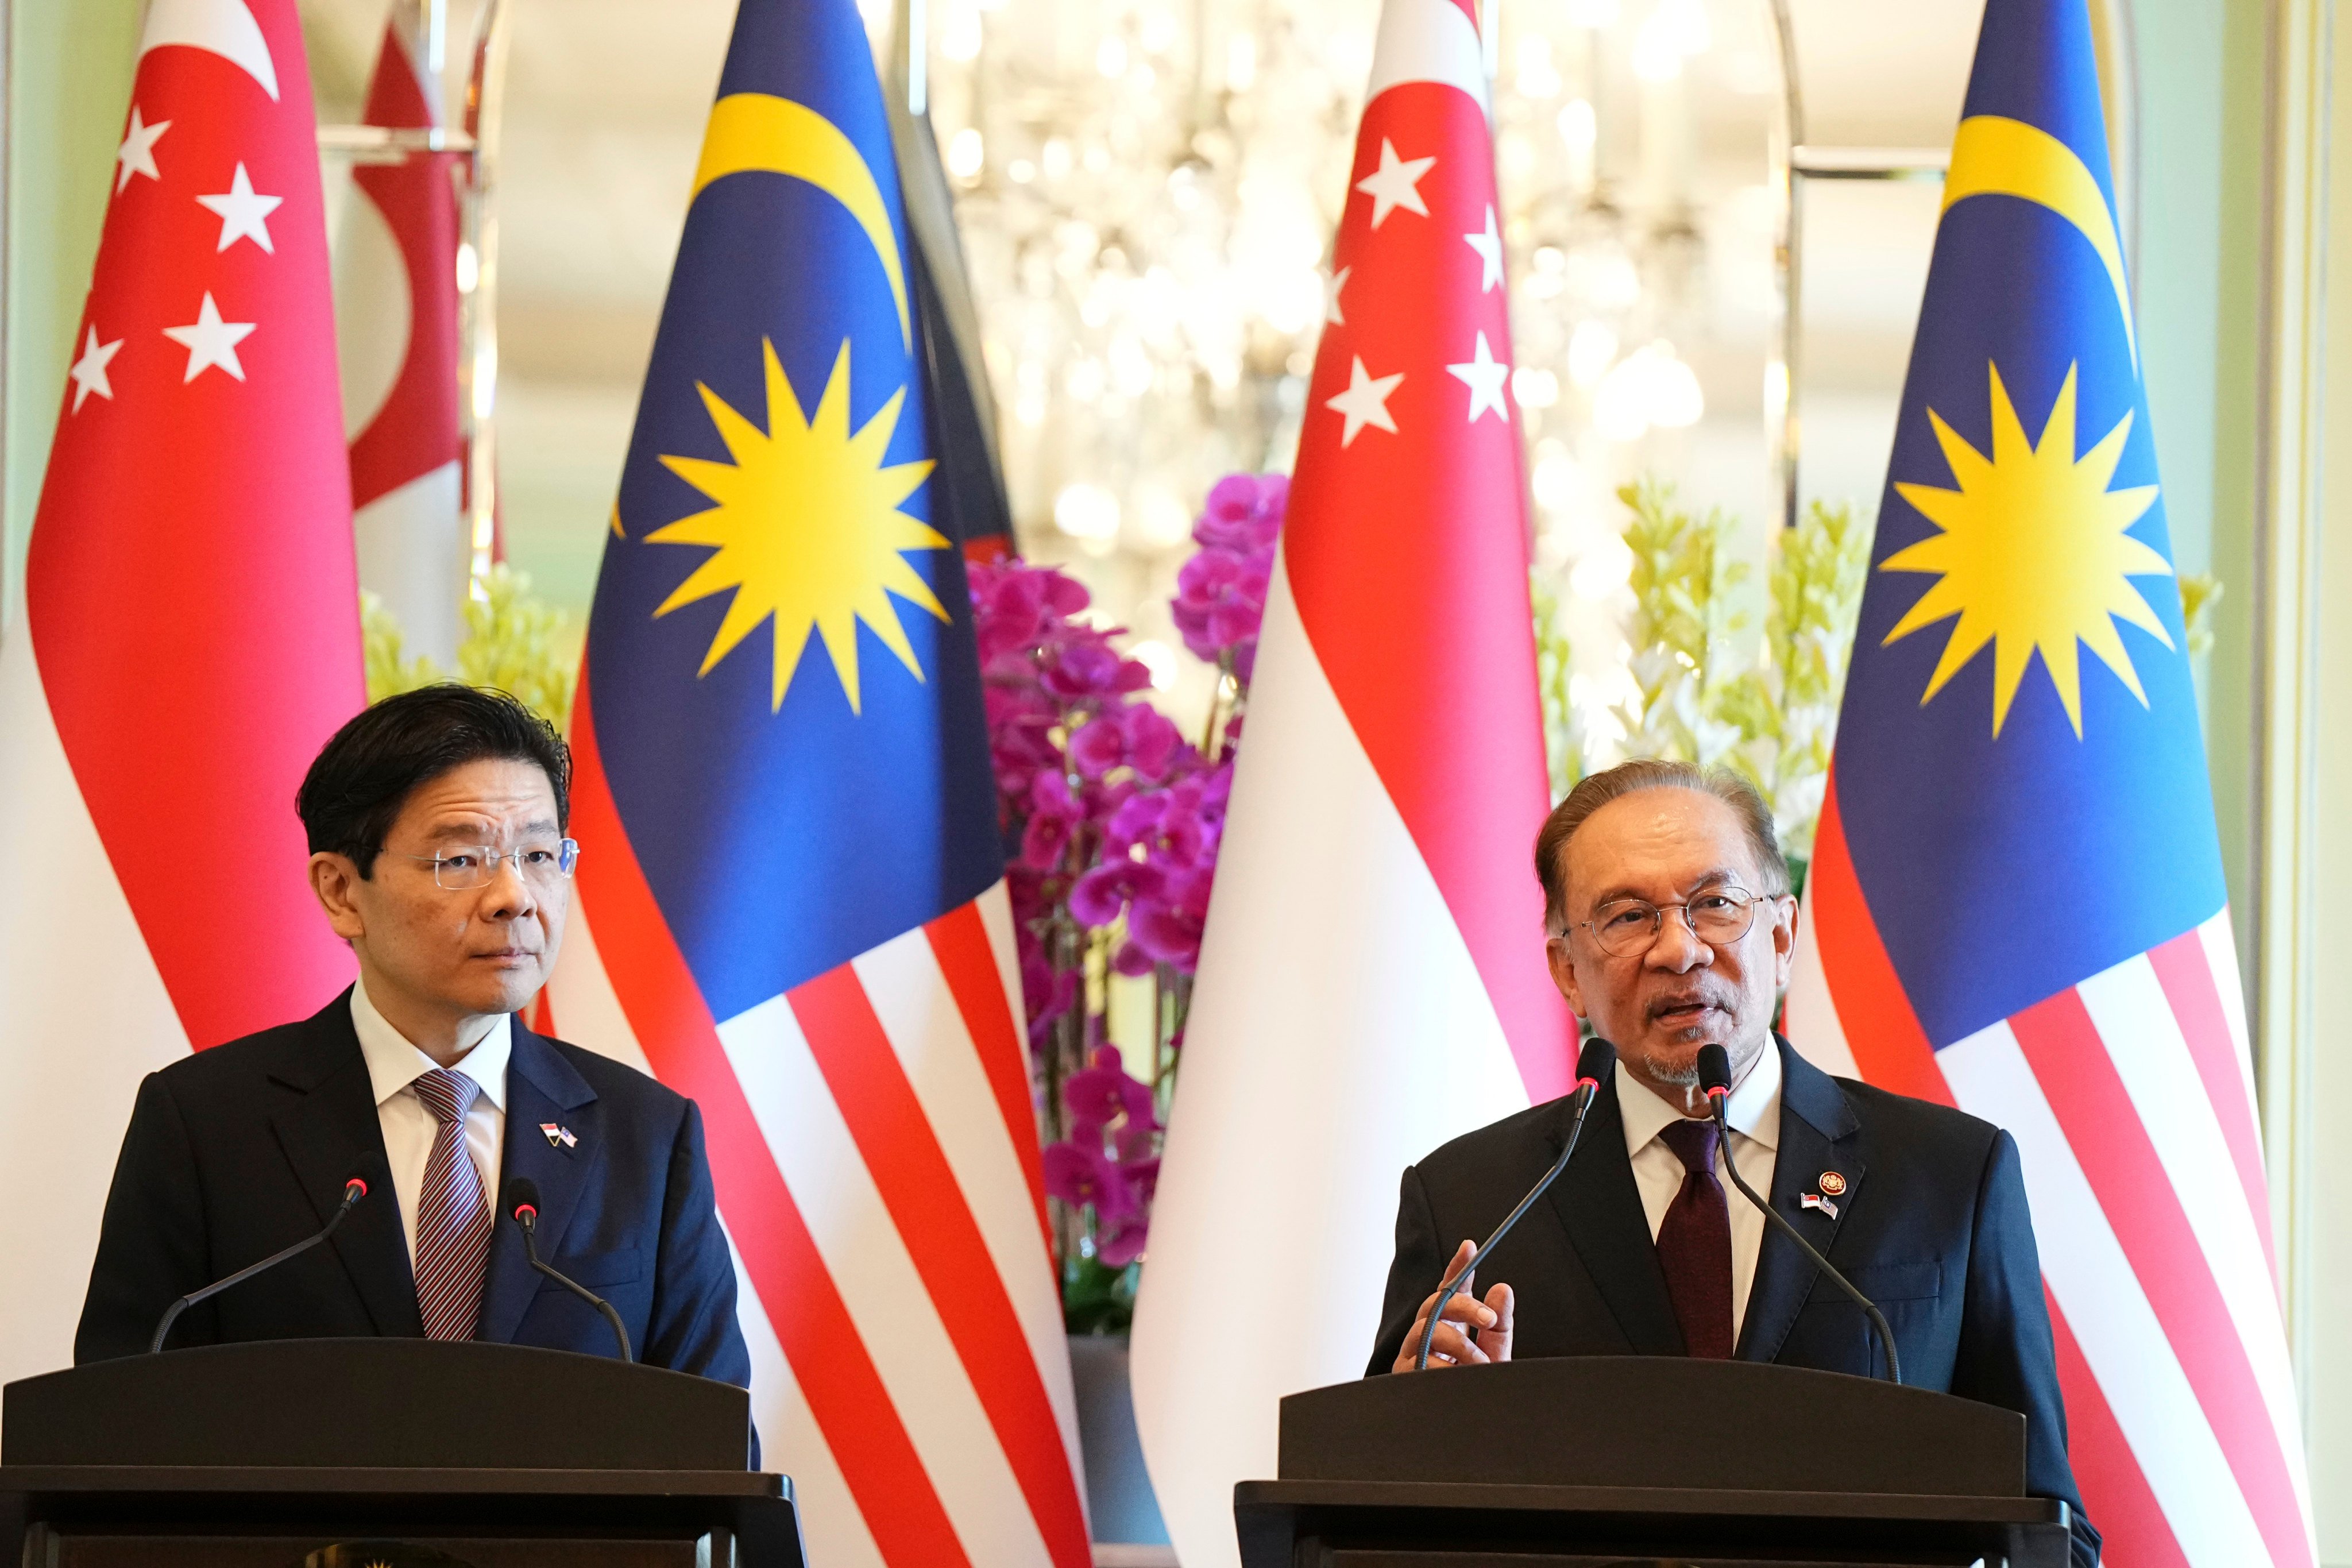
[0,0,362,1387]
[1128,0,1573,1563]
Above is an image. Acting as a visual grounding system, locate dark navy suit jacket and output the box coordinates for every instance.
[1369,1035,2099,1568]
[75,988,752,1396]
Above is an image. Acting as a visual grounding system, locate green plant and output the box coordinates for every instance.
[1604,482,1871,865]
[358,565,578,732]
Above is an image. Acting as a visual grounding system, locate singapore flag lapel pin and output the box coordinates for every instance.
[540,1123,577,1149]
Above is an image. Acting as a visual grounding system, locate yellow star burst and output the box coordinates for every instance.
[1882,361,2172,737]
[648,338,944,713]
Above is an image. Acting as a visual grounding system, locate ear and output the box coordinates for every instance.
[1768,894,1798,988]
[310,852,369,943]
[1546,933,1589,1018]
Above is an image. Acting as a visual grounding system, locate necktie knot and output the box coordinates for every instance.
[412,1067,479,1126]
[1660,1114,1720,1175]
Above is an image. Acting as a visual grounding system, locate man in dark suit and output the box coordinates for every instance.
[1368,759,2098,1568]
[77,685,750,1393]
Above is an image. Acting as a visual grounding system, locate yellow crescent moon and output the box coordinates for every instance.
[1941,115,2135,366]
[689,93,912,349]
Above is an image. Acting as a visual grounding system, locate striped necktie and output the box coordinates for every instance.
[411,1067,491,1341]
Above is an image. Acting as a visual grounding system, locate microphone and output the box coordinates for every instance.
[505,1177,632,1362]
[1414,1036,1617,1372]
[1697,1043,1901,1384]
[151,1177,369,1354]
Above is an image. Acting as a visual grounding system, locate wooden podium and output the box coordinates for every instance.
[0,1341,802,1568]
[1235,1358,2074,1567]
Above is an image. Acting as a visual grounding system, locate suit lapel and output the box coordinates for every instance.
[1736,1036,1866,1364]
[265,991,422,1337]
[476,1021,605,1345]
[1542,1075,1685,1355]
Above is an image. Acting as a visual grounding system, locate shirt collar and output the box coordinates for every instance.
[350,978,511,1113]
[1616,1034,1783,1155]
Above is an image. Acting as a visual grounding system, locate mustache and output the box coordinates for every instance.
[1646,986,1736,1020]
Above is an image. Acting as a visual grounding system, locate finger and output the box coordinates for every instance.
[1483,1281,1515,1362]
[1392,1311,1438,1373]
[1437,1292,1498,1331]
[1422,1320,1490,1365]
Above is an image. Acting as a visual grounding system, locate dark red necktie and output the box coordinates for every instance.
[1658,1117,1735,1358]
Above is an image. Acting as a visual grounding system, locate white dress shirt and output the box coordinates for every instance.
[350,979,510,1267]
[1617,1040,1782,1338]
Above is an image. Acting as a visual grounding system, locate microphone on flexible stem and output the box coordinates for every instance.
[1696,1042,1901,1385]
[150,1177,370,1354]
[1414,1036,1619,1373]
[505,1177,632,1362]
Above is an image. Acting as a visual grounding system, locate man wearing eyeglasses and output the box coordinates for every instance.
[1366,758,2098,1568]
[74,685,751,1394]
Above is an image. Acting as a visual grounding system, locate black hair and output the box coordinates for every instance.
[298,684,571,877]
[1535,757,1790,934]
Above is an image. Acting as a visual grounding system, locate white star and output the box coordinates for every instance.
[1446,331,1512,424]
[161,292,256,383]
[1354,138,1436,229]
[68,327,123,414]
[196,163,281,253]
[1326,355,1405,446]
[115,106,171,195]
[1464,204,1504,292]
[1325,265,1351,325]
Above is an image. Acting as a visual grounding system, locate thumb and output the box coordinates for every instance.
[1446,1238,1477,1294]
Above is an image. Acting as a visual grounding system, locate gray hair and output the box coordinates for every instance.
[1534,758,1790,934]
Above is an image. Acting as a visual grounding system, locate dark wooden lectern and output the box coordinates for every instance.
[1235,1358,2073,1567]
[0,1341,802,1568]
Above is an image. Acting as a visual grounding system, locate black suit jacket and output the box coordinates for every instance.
[1369,1036,2099,1568]
[76,989,753,1396]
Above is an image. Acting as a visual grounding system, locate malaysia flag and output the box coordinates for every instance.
[1783,3,2313,1566]
[542,2,1087,1565]
[1127,0,1573,1562]
[0,0,362,1387]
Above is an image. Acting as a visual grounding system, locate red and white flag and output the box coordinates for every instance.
[1129,1,1571,1559]
[0,0,362,1386]
[336,0,466,663]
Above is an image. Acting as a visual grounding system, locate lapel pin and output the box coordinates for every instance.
[1817,1169,1847,1196]
[1801,1191,1840,1219]
[540,1122,577,1149]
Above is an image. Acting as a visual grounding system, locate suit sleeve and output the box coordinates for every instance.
[75,1071,212,1363]
[1954,1128,2101,1568]
[1365,1162,1447,1376]
[643,1096,754,1392]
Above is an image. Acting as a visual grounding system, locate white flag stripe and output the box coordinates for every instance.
[544,901,655,1076]
[1940,1021,2272,1568]
[0,637,191,1396]
[1782,890,1859,1079]
[2196,912,2263,1142]
[2075,952,2304,1494]
[1129,555,1530,1568]
[848,925,1083,1489]
[725,1234,888,1568]
[719,992,1054,1568]
[976,883,1031,1073]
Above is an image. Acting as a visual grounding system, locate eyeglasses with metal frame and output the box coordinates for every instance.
[394,839,581,891]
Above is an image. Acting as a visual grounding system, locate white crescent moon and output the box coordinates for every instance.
[138,0,280,102]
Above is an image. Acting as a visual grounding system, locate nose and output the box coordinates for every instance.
[478,852,539,922]
[1644,905,1712,972]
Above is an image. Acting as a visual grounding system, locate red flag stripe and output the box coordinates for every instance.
[925,903,1052,1254]
[1805,783,1952,1106]
[2145,930,2277,1283]
[788,967,1092,1568]
[2008,989,2312,1568]
[570,678,974,1568]
[2046,1287,2193,1568]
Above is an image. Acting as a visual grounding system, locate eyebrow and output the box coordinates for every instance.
[1587,868,1743,909]
[421,818,562,844]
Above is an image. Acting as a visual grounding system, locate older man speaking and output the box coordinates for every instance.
[1367,758,2098,1568]
[75,685,749,1387]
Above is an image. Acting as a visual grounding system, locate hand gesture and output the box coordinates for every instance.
[1390,1238,1515,1373]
